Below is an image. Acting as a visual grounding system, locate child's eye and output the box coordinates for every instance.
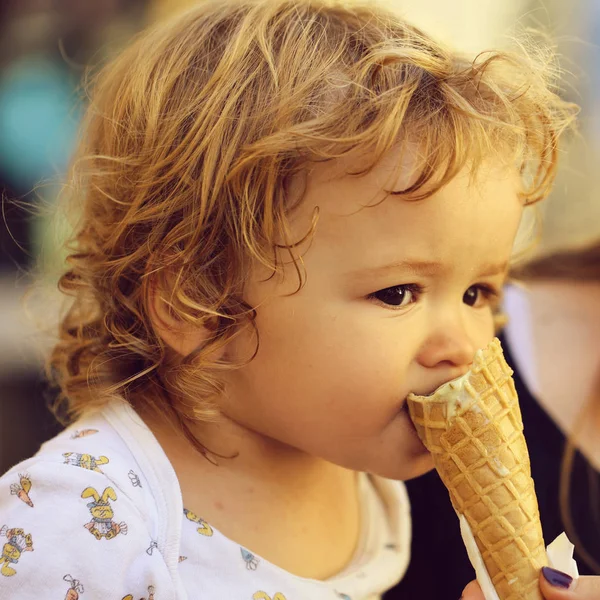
[369,284,421,308]
[463,285,500,308]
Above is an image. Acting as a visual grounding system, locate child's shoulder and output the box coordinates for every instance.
[0,411,178,598]
[1,406,159,525]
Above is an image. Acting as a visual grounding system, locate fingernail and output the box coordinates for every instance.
[542,566,573,589]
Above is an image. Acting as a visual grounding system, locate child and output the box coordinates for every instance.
[0,0,578,598]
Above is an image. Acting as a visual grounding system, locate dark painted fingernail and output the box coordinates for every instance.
[542,566,573,589]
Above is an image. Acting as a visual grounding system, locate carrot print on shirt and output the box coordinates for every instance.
[81,487,128,540]
[70,429,99,439]
[9,473,33,507]
[63,574,84,599]
[241,547,259,570]
[0,525,33,577]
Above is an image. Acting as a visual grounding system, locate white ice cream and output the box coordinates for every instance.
[429,368,489,425]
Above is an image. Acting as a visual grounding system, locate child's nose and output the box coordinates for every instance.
[416,324,476,373]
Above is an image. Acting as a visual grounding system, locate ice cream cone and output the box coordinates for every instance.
[407,337,547,600]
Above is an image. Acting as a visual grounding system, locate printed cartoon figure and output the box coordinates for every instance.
[252,593,287,600]
[122,584,155,600]
[70,429,99,439]
[128,470,142,488]
[183,508,213,536]
[0,525,33,577]
[63,574,84,599]
[63,452,109,473]
[146,540,158,555]
[81,487,128,540]
[9,473,33,507]
[241,547,259,570]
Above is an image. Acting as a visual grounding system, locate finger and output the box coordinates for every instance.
[460,580,486,600]
[540,568,600,599]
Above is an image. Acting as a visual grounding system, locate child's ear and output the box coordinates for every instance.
[148,281,220,360]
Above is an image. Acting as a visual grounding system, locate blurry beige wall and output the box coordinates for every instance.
[379,0,523,54]
[150,0,523,54]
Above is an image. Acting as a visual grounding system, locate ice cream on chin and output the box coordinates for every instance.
[407,338,577,600]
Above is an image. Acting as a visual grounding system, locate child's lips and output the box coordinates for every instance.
[399,400,430,455]
[399,400,415,427]
[409,368,471,399]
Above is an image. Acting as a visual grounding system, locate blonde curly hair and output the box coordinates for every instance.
[47,0,577,456]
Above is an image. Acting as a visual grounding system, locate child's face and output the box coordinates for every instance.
[220,148,523,480]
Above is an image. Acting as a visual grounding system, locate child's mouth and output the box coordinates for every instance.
[399,400,414,425]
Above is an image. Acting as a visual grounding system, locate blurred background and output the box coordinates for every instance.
[0,0,598,473]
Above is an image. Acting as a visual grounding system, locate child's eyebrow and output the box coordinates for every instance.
[347,259,509,280]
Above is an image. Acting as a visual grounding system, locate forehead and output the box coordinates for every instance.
[285,147,523,270]
[288,143,423,208]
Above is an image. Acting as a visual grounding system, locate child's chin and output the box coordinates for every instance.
[370,453,435,481]
[402,453,436,481]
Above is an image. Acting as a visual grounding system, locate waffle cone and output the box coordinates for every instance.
[407,338,547,600]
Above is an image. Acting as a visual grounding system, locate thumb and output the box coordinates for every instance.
[460,580,486,599]
[540,568,600,599]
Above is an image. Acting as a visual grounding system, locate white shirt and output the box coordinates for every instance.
[0,399,411,599]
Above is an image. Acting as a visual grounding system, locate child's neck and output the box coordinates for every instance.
[140,406,362,580]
